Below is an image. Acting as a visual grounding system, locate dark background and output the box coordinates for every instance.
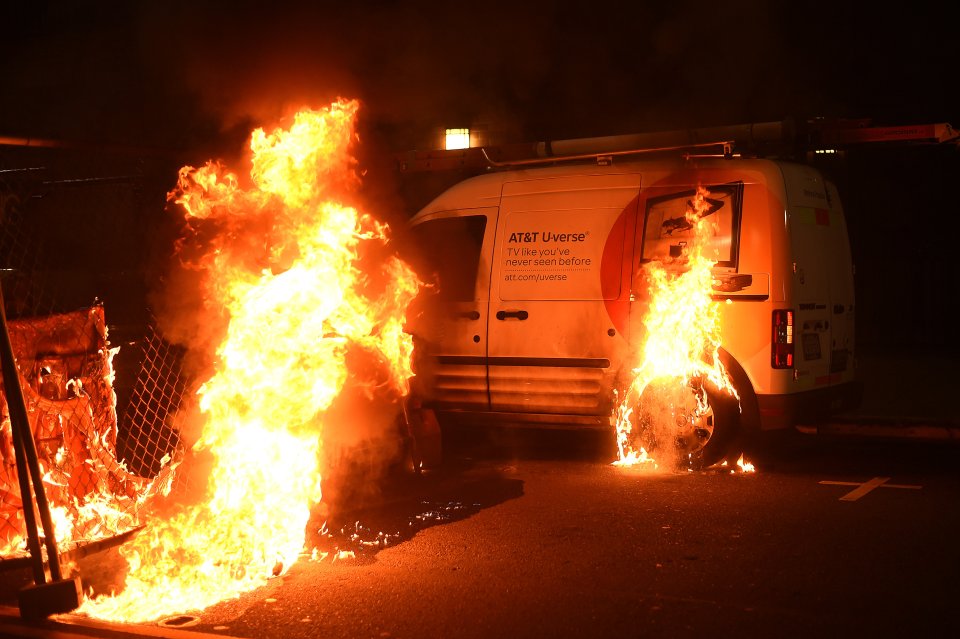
[2,1,957,149]
[1,0,958,354]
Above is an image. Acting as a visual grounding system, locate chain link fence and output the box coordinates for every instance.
[0,151,187,564]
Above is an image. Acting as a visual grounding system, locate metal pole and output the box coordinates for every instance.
[0,280,63,581]
[4,389,45,585]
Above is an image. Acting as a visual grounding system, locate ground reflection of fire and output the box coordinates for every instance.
[614,185,741,471]
[77,99,421,622]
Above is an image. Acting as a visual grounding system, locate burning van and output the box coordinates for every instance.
[405,150,863,467]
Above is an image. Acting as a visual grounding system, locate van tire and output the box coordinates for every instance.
[687,384,741,470]
[625,376,741,470]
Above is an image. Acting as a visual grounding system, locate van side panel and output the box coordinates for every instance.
[629,165,786,409]
[714,177,781,401]
[486,173,640,416]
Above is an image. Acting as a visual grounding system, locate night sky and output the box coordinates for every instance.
[1,0,959,353]
[2,1,957,151]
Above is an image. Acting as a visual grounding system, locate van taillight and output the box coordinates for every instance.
[772,309,794,369]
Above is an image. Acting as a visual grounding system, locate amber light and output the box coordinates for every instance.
[445,128,470,150]
[771,309,794,369]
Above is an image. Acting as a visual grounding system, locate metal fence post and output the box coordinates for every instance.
[0,280,82,619]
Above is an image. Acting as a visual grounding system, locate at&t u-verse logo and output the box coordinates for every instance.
[508,231,588,243]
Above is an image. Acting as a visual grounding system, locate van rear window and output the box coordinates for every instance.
[640,182,743,268]
[410,215,487,301]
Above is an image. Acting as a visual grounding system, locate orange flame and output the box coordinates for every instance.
[78,99,420,621]
[614,185,738,469]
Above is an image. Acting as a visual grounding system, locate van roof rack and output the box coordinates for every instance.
[395,117,959,174]
[479,141,736,169]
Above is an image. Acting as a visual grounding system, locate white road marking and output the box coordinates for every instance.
[819,476,922,501]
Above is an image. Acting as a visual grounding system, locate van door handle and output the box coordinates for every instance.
[496,310,529,321]
[456,310,481,320]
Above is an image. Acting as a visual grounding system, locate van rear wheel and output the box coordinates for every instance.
[628,376,740,470]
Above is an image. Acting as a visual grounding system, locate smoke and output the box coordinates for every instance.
[5,0,958,156]
[120,1,561,152]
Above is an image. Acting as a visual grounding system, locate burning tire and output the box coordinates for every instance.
[626,375,739,469]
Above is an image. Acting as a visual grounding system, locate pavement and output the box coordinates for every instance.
[0,349,956,638]
[798,350,960,441]
[0,605,230,639]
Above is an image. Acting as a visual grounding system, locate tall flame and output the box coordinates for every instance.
[79,99,420,621]
[614,185,737,468]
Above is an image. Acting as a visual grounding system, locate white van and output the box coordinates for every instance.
[405,154,863,466]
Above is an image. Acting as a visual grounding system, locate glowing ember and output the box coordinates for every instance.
[614,185,738,469]
[78,99,420,621]
[719,454,755,473]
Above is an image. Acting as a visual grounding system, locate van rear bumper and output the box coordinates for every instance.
[757,380,864,430]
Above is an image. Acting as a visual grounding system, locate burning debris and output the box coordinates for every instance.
[614,186,741,470]
[733,454,755,473]
[0,306,172,559]
[77,99,421,622]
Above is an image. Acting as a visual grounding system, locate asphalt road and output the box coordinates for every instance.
[4,425,957,639]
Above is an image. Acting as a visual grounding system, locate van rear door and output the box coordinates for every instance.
[824,180,856,384]
[487,173,640,418]
[409,208,497,411]
[785,166,844,388]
